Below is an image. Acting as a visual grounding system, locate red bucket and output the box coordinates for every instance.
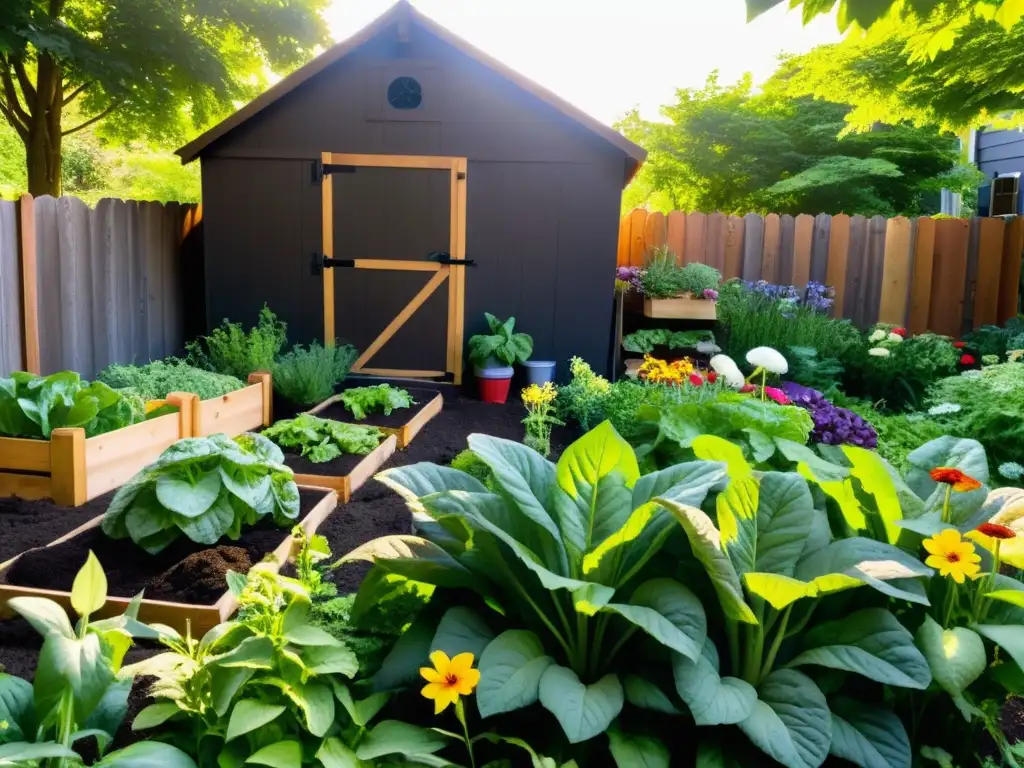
[477,367,514,404]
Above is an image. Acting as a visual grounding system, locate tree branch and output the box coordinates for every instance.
[11,56,36,106]
[62,82,90,106]
[0,61,31,125]
[61,102,118,136]
[0,97,29,141]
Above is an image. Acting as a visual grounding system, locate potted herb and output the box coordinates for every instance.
[636,247,721,319]
[467,313,534,403]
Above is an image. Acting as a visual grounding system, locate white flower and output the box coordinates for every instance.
[746,346,788,375]
[999,462,1024,481]
[710,354,745,388]
[928,402,962,416]
[887,332,904,343]
[961,369,983,379]
[869,329,886,343]
[868,347,890,358]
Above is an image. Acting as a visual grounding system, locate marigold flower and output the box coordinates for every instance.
[521,382,557,408]
[868,347,890,358]
[960,354,976,365]
[930,466,982,492]
[420,651,480,714]
[923,529,982,583]
[977,523,1016,540]
[638,354,695,385]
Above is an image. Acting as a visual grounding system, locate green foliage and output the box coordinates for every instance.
[271,341,357,406]
[845,401,946,473]
[98,359,244,400]
[785,346,845,396]
[622,328,716,355]
[101,433,300,553]
[678,262,722,298]
[0,370,143,439]
[186,305,287,381]
[847,328,958,411]
[636,248,721,299]
[618,73,971,216]
[263,414,382,463]
[2,555,197,767]
[556,357,613,432]
[468,313,534,366]
[450,449,495,487]
[964,317,1024,358]
[340,384,414,421]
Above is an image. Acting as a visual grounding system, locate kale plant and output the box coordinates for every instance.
[272,341,358,406]
[263,414,382,463]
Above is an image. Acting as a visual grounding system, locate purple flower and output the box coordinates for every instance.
[780,381,878,449]
[703,288,719,302]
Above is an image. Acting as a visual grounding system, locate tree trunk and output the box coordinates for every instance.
[24,53,63,197]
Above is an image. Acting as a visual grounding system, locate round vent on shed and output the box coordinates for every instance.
[387,76,422,110]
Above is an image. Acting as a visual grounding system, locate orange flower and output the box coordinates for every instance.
[976,523,1016,540]
[930,467,982,492]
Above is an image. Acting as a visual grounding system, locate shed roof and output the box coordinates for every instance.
[175,0,646,183]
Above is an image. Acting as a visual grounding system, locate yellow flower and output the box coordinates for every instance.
[637,354,694,384]
[420,651,480,714]
[1009,349,1024,363]
[923,529,982,584]
[144,399,168,414]
[522,382,557,408]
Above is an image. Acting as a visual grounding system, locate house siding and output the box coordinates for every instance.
[976,129,1024,215]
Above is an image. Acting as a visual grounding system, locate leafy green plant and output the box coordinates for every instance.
[556,357,612,431]
[101,433,300,553]
[98,359,244,400]
[129,561,449,767]
[785,345,844,395]
[637,246,685,299]
[340,384,414,420]
[0,371,143,439]
[844,401,946,473]
[263,414,382,463]
[2,553,196,767]
[185,305,287,380]
[677,262,721,298]
[450,449,494,488]
[271,341,358,406]
[467,313,534,367]
[622,329,716,355]
[963,317,1024,359]
[847,328,958,412]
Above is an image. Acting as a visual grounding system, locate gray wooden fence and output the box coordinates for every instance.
[0,194,199,379]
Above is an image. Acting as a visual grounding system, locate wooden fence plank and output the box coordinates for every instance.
[684,212,707,264]
[810,214,831,285]
[909,217,936,336]
[742,214,764,281]
[826,214,850,315]
[0,200,23,377]
[962,218,982,337]
[878,216,912,327]
[666,210,686,260]
[616,215,630,267]
[761,213,781,283]
[777,214,796,285]
[644,211,667,254]
[970,217,1004,330]
[628,209,647,267]
[704,212,727,273]
[57,196,94,376]
[929,218,971,338]
[998,216,1024,324]
[17,195,39,374]
[724,215,745,280]
[792,214,814,288]
[843,216,869,324]
[862,216,888,327]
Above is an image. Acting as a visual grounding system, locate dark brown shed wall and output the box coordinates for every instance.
[200,26,625,377]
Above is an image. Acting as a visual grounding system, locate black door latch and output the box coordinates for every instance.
[310,253,355,275]
[427,251,476,266]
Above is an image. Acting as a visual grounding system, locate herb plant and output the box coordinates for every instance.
[271,341,358,406]
[101,433,300,553]
[637,246,684,299]
[556,357,612,431]
[467,313,534,366]
[263,414,382,463]
[340,384,414,420]
[98,359,244,400]
[0,371,143,439]
[677,262,721,298]
[622,329,716,354]
[185,304,287,380]
[2,553,197,767]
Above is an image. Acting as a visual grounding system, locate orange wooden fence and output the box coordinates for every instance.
[618,210,1024,337]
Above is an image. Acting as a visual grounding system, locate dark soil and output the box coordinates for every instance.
[323,386,440,429]
[283,447,366,479]
[0,491,117,565]
[271,391,308,422]
[3,489,328,604]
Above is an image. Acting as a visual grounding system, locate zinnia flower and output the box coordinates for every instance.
[977,523,1016,540]
[868,347,890,358]
[689,373,704,387]
[930,466,982,492]
[960,354,976,365]
[706,371,718,384]
[953,341,966,349]
[746,346,788,375]
[710,354,745,388]
[923,529,981,583]
[420,651,480,714]
[892,328,907,337]
[763,386,790,405]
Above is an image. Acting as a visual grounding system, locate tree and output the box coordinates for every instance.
[617,74,980,216]
[0,0,330,196]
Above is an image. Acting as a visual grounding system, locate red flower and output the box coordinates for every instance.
[689,373,704,387]
[960,354,976,365]
[707,372,718,384]
[763,386,791,406]
[977,523,1017,540]
[953,341,966,349]
[930,466,982,492]
[739,384,756,394]
[892,328,907,337]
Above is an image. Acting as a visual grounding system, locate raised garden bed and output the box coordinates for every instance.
[0,393,195,507]
[0,491,116,568]
[307,387,443,449]
[193,371,273,437]
[282,434,398,502]
[643,296,717,320]
[0,486,336,635]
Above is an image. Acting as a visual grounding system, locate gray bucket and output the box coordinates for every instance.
[523,360,557,386]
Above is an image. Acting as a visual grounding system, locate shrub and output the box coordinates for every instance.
[677,261,721,298]
[272,341,357,406]
[98,358,244,400]
[845,326,957,411]
[638,245,685,299]
[185,304,287,380]
[556,356,612,431]
[963,317,1024,358]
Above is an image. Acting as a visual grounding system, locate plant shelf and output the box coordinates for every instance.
[643,297,717,320]
[307,388,443,449]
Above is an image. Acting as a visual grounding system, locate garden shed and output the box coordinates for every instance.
[177,0,645,383]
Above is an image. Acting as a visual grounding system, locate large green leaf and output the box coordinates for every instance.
[607,726,669,768]
[658,499,757,624]
[622,676,681,715]
[692,435,753,478]
[71,551,108,617]
[907,436,990,494]
[282,680,333,737]
[916,616,986,696]
[0,743,79,765]
[538,666,623,744]
[245,740,302,768]
[430,606,495,660]
[776,438,849,483]
[793,538,932,605]
[315,738,361,768]
[754,473,814,577]
[844,446,904,544]
[8,597,75,639]
[371,615,435,691]
[672,640,756,726]
[975,624,1024,670]
[337,535,480,591]
[553,421,639,559]
[477,630,555,718]
[226,700,286,742]
[34,633,114,723]
[788,608,930,689]
[377,462,489,504]
[93,741,198,768]
[0,674,34,741]
[738,669,831,768]
[716,476,759,577]
[175,493,235,546]
[602,579,706,661]
[155,470,222,518]
[828,698,911,768]
[132,702,181,731]
[356,721,447,761]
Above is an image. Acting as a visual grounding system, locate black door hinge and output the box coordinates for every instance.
[427,251,475,266]
[311,253,356,275]
[312,160,358,184]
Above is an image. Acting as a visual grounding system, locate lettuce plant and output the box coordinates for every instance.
[263,414,382,462]
[340,384,414,420]
[101,433,300,553]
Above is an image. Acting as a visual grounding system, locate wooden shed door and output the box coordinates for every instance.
[318,152,468,384]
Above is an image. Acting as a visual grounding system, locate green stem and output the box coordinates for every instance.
[760,605,792,682]
[943,581,958,628]
[455,701,476,768]
[741,622,765,686]
[760,369,766,402]
[511,579,574,662]
[977,539,1002,624]
[784,603,816,639]
[551,595,576,657]
[54,690,75,768]
[941,485,953,524]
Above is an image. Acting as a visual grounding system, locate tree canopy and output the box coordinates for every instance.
[618,74,980,216]
[0,0,330,196]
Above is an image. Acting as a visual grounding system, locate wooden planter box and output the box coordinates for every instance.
[0,486,337,636]
[0,392,195,507]
[194,372,273,437]
[643,297,717,320]
[289,434,398,502]
[307,389,443,449]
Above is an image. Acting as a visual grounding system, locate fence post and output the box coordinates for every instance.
[16,194,39,374]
